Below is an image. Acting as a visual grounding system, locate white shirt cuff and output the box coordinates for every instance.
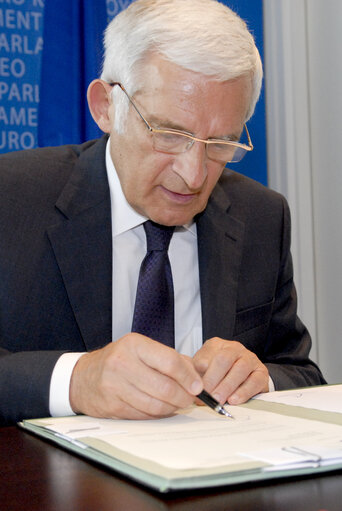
[268,375,275,392]
[49,352,85,417]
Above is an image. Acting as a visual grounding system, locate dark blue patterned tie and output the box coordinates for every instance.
[131,220,175,347]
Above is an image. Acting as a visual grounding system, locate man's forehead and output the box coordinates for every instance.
[137,51,250,88]
[135,81,248,135]
[136,54,251,112]
[136,53,217,96]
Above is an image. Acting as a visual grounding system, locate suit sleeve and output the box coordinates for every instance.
[0,348,66,426]
[263,197,326,389]
[0,139,111,426]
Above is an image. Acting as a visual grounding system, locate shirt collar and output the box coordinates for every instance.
[105,138,196,237]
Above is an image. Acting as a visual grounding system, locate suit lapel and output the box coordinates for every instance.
[197,174,245,341]
[47,137,112,351]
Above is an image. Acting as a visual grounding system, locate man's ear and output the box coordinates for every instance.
[87,79,114,133]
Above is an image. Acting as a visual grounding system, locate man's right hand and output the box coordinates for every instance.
[69,333,203,420]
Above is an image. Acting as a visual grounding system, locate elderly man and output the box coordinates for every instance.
[0,0,325,425]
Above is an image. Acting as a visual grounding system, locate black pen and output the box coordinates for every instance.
[197,390,234,419]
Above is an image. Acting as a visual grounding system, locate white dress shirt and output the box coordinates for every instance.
[49,140,203,416]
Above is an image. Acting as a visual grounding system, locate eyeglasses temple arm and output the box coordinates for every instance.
[244,123,253,150]
[109,82,153,132]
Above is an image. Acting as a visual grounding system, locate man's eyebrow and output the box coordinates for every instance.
[148,114,241,141]
[218,133,240,142]
[148,115,194,134]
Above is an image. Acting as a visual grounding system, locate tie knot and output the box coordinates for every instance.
[144,220,175,252]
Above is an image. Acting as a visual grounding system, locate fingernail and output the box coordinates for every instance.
[191,380,202,395]
[213,393,221,403]
[229,393,239,405]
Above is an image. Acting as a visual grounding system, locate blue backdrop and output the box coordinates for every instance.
[0,0,44,152]
[0,0,267,185]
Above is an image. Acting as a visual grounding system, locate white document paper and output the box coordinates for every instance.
[41,403,342,471]
[254,384,342,414]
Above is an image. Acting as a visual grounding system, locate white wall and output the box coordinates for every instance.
[264,0,342,383]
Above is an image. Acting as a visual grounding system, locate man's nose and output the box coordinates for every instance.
[172,142,208,190]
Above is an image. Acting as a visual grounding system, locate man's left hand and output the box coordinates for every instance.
[192,338,269,405]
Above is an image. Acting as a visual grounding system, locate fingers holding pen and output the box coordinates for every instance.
[69,333,203,420]
[193,337,269,405]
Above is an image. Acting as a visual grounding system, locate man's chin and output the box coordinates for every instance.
[148,204,206,227]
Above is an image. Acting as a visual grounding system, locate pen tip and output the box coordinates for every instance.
[219,407,234,419]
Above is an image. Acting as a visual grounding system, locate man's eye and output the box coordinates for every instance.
[209,143,235,156]
[157,132,183,144]
[210,143,227,152]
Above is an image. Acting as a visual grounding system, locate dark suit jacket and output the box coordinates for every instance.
[0,135,325,425]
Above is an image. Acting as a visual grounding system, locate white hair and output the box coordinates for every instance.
[101,0,263,133]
